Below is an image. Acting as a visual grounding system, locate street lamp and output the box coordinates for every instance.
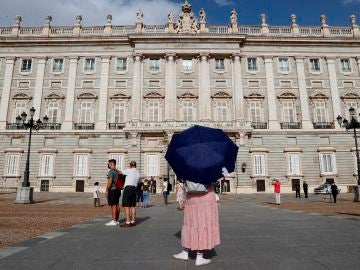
[15,107,48,204]
[337,107,360,202]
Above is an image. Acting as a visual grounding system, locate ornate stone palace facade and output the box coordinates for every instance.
[1,1,360,193]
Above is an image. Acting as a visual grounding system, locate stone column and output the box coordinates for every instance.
[232,54,244,121]
[199,53,211,121]
[33,58,47,120]
[96,56,111,130]
[131,53,142,121]
[62,57,78,130]
[164,53,176,121]
[326,57,341,127]
[295,58,312,129]
[264,57,280,129]
[0,57,15,129]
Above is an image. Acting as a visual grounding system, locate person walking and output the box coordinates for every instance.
[120,161,141,228]
[176,180,185,210]
[173,183,220,266]
[93,182,101,207]
[162,178,169,205]
[303,181,309,198]
[331,182,339,203]
[295,181,301,198]
[105,159,121,226]
[142,179,150,208]
[272,179,281,205]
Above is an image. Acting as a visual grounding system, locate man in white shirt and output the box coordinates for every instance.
[120,161,141,227]
[162,178,169,205]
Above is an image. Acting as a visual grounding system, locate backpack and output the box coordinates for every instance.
[115,171,125,190]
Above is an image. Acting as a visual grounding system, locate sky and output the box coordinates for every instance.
[1,0,360,27]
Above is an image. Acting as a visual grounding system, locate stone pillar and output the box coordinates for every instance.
[62,57,78,130]
[12,15,21,37]
[321,15,330,37]
[199,53,211,121]
[0,57,15,129]
[326,58,342,127]
[73,15,82,36]
[264,57,280,129]
[232,54,244,121]
[96,56,111,130]
[164,53,176,121]
[261,14,269,35]
[33,58,47,119]
[131,53,142,121]
[104,15,112,35]
[295,58,312,129]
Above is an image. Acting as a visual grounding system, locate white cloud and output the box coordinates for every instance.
[213,0,234,6]
[0,0,181,26]
[342,0,360,4]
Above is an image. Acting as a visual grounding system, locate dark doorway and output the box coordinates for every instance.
[221,179,230,192]
[291,179,300,191]
[326,178,334,184]
[75,180,85,192]
[256,180,265,192]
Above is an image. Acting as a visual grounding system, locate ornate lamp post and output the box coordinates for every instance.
[337,107,360,202]
[15,107,48,204]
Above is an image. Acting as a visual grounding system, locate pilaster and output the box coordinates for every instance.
[198,53,211,121]
[96,56,111,130]
[0,57,16,129]
[232,53,244,121]
[33,58,47,119]
[131,53,143,121]
[326,57,342,128]
[264,57,280,129]
[164,53,177,121]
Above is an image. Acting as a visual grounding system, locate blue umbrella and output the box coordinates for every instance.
[165,125,238,185]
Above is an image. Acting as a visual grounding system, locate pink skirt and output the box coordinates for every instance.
[181,189,220,250]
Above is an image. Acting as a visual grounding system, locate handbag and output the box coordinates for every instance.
[184,180,208,194]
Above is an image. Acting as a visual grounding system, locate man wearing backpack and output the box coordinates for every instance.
[105,159,121,226]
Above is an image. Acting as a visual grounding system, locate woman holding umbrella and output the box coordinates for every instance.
[165,125,238,266]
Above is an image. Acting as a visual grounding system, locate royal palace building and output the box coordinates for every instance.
[1,1,360,193]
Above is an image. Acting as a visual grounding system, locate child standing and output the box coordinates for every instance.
[93,182,101,207]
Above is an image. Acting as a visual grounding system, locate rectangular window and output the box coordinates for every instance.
[253,154,265,176]
[249,101,262,122]
[149,59,160,72]
[13,101,27,122]
[182,100,194,121]
[6,154,20,176]
[79,102,93,123]
[40,180,50,192]
[40,154,54,176]
[247,58,258,71]
[52,59,64,72]
[309,59,321,72]
[314,101,328,123]
[21,59,32,72]
[148,101,160,122]
[278,58,289,72]
[146,154,159,176]
[84,58,95,72]
[215,101,228,121]
[288,153,301,175]
[110,154,123,171]
[341,59,351,73]
[116,58,127,72]
[346,101,358,121]
[319,153,337,174]
[182,59,192,71]
[282,101,296,122]
[113,101,126,123]
[47,102,60,123]
[74,154,88,176]
[215,59,225,70]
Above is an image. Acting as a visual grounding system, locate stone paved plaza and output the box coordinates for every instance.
[1,193,360,270]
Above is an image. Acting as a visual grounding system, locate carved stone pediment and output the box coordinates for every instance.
[45,93,65,100]
[244,93,265,99]
[77,93,98,99]
[277,92,297,99]
[13,93,32,100]
[309,93,328,100]
[211,91,231,99]
[110,93,131,100]
[144,91,164,99]
[175,0,199,34]
[341,92,360,100]
[178,91,198,99]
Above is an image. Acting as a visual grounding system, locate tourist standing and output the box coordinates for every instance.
[142,179,150,208]
[93,182,101,207]
[136,180,144,208]
[173,183,220,266]
[176,180,185,210]
[214,180,221,202]
[105,159,121,226]
[303,181,309,198]
[295,181,301,198]
[120,161,141,227]
[272,179,281,205]
[331,182,339,203]
[163,178,169,205]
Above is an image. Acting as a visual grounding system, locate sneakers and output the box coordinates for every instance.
[105,220,118,226]
[173,251,189,261]
[195,256,211,266]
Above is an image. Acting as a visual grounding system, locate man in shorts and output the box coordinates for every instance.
[105,159,121,226]
[120,161,141,227]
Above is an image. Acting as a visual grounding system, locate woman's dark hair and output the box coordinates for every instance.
[94,182,99,186]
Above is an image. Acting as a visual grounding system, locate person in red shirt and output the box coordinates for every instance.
[272,179,281,205]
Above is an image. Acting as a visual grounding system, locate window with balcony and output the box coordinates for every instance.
[215,59,225,70]
[281,100,300,129]
[52,59,64,72]
[149,59,160,72]
[84,58,95,72]
[113,101,126,123]
[147,101,160,122]
[47,101,60,124]
[13,101,28,122]
[21,59,32,72]
[278,58,290,73]
[214,100,228,121]
[247,58,258,72]
[5,154,20,176]
[309,58,321,72]
[249,100,266,129]
[313,100,331,128]
[340,59,351,73]
[345,101,358,121]
[116,58,127,72]
[182,100,195,121]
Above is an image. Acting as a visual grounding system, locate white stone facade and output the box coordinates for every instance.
[1,1,360,193]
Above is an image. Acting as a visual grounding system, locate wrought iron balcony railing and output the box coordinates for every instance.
[73,123,95,130]
[280,122,302,129]
[6,123,26,130]
[42,123,62,130]
[108,123,126,130]
[251,122,268,129]
[313,122,335,129]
